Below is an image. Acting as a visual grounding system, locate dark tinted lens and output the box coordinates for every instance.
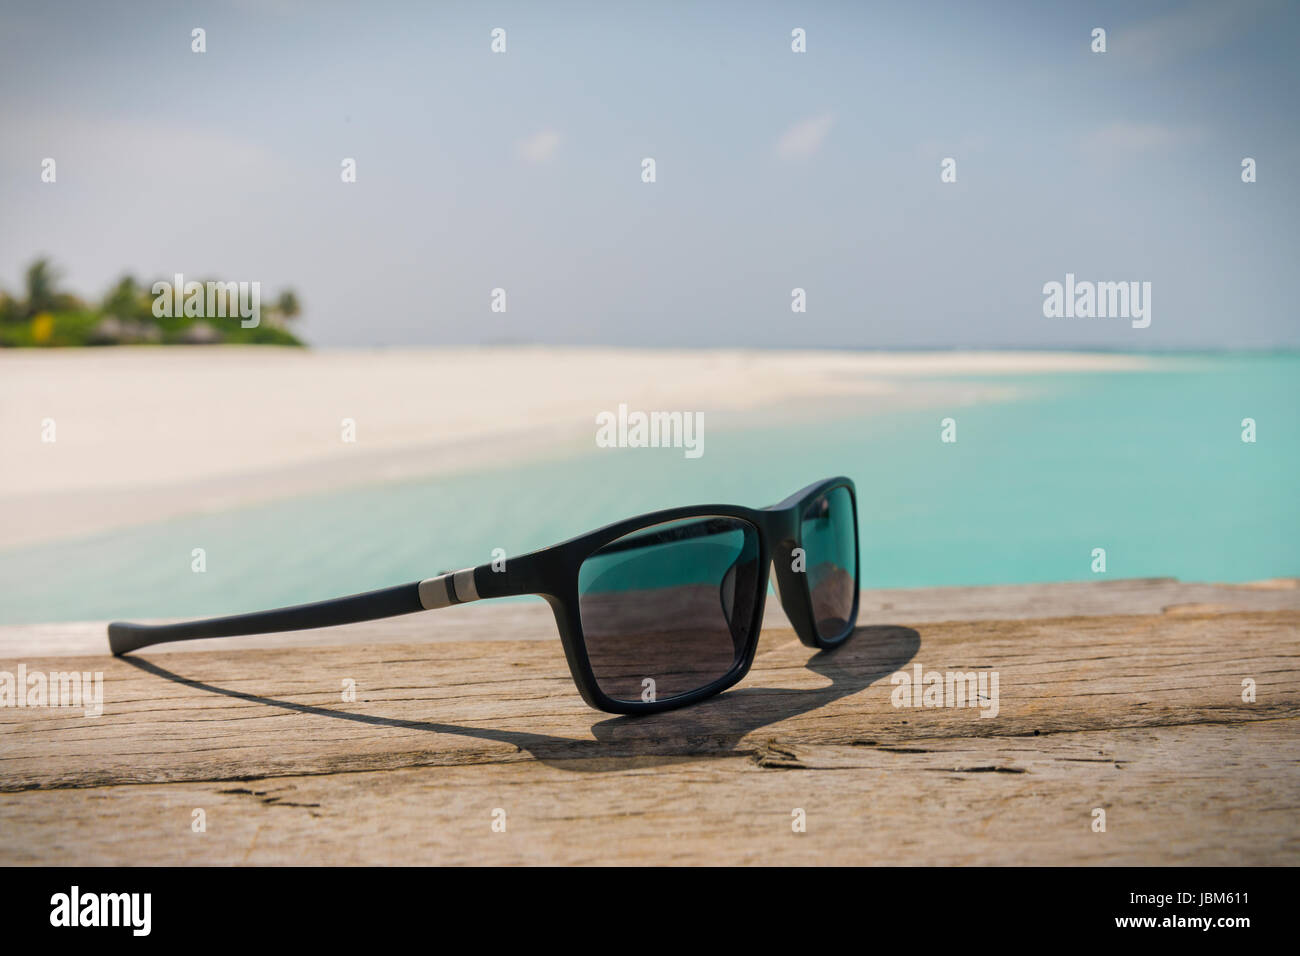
[801,486,857,640]
[578,516,761,703]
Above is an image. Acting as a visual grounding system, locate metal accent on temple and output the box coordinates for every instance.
[453,568,479,603]
[417,574,454,610]
[418,568,479,610]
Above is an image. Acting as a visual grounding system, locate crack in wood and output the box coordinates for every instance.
[927,766,1027,774]
[751,738,804,769]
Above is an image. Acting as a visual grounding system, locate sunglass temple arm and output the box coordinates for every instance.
[107,565,489,656]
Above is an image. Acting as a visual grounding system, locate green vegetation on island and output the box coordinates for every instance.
[0,259,305,347]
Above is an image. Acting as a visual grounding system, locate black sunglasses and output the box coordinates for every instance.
[109,477,860,714]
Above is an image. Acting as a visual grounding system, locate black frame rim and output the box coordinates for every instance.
[504,475,860,715]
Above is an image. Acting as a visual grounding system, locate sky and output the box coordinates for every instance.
[2,0,1297,349]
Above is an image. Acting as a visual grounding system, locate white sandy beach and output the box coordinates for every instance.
[0,346,1151,549]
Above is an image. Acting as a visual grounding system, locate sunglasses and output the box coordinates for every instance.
[109,477,860,714]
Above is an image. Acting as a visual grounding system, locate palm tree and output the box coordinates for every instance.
[23,258,60,317]
[274,290,301,321]
[102,275,144,319]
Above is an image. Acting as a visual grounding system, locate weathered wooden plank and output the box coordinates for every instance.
[1,610,1296,790]
[1,582,1295,865]
[0,722,1293,865]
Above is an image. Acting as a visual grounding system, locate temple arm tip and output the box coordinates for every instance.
[108,622,149,656]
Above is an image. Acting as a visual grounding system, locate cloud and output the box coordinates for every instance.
[774,113,834,161]
[517,129,561,164]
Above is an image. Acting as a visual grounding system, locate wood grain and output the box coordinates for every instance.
[0,579,1296,865]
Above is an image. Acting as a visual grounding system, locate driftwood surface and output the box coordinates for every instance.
[0,578,1296,865]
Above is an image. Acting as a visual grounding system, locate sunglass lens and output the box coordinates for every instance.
[578,516,761,703]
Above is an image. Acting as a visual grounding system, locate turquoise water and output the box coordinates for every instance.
[2,354,1296,624]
